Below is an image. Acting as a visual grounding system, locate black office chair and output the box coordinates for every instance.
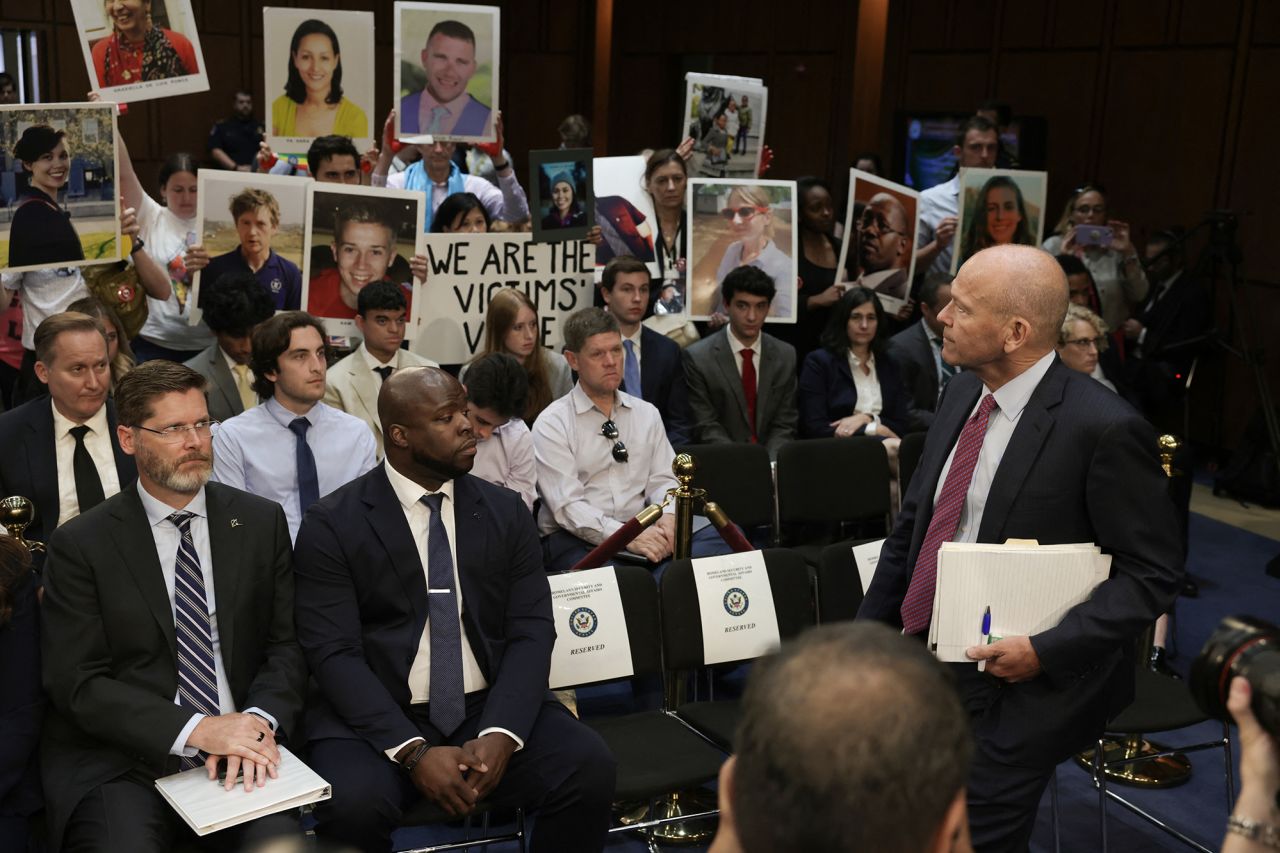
[812,537,877,623]
[548,565,727,843]
[678,442,776,542]
[775,437,891,565]
[658,549,816,751]
[898,430,928,495]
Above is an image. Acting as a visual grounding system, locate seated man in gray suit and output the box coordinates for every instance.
[323,281,437,458]
[683,266,797,459]
[184,273,275,423]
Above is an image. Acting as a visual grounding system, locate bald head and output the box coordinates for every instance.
[961,245,1067,348]
[380,366,477,489]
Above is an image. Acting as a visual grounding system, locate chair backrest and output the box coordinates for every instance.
[898,430,928,495]
[775,437,890,526]
[548,565,663,690]
[658,548,815,670]
[814,538,874,624]
[678,441,776,530]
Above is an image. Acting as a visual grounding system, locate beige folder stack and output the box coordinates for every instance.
[928,541,1111,664]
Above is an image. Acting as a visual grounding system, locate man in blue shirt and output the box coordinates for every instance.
[201,187,302,311]
[212,312,376,541]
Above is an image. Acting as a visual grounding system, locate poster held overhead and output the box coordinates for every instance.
[71,0,209,103]
[530,149,594,244]
[592,155,658,278]
[686,177,797,323]
[682,73,767,181]
[263,7,376,156]
[0,102,121,274]
[394,2,500,145]
[951,168,1048,274]
[301,182,424,342]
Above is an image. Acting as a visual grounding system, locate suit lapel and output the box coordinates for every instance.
[712,333,750,432]
[920,377,981,504]
[26,400,59,537]
[209,349,242,416]
[351,347,382,430]
[977,362,1065,542]
[205,484,242,669]
[363,468,428,637]
[914,324,940,401]
[108,485,177,661]
[452,476,492,674]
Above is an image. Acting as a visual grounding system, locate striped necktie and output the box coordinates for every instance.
[169,511,220,768]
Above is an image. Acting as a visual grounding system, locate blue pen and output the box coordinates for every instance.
[978,606,992,672]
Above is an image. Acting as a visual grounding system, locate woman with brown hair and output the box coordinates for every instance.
[462,288,572,424]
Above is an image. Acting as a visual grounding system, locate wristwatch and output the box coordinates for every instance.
[129,235,146,255]
[1226,815,1280,849]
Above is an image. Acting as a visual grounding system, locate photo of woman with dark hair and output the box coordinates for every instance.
[9,125,84,269]
[541,172,586,230]
[271,19,368,140]
[958,174,1035,264]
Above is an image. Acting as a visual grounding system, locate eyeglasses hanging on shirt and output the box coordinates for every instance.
[600,419,629,463]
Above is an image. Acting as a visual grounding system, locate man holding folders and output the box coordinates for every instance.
[294,366,615,853]
[40,361,307,853]
[858,245,1183,853]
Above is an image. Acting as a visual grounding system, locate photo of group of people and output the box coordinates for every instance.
[683,74,768,181]
[70,0,209,102]
[395,2,500,144]
[951,168,1048,273]
[686,178,797,322]
[263,8,376,153]
[835,169,921,311]
[0,102,121,274]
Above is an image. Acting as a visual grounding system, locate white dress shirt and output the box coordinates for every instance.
[211,397,378,541]
[932,350,1057,543]
[381,461,521,758]
[532,384,677,541]
[136,482,275,755]
[916,175,960,276]
[470,417,537,512]
[51,401,122,527]
[848,351,883,417]
[726,327,763,385]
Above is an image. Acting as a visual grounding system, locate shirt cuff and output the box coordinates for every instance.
[1137,327,1148,346]
[477,727,524,752]
[244,707,277,732]
[385,736,426,764]
[172,713,205,757]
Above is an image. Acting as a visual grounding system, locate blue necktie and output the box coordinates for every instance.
[169,511,220,769]
[289,418,320,513]
[427,106,450,134]
[421,493,465,736]
[623,338,642,399]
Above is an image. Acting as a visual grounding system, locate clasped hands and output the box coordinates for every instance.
[965,635,1042,683]
[188,712,280,792]
[630,514,676,563]
[405,732,518,817]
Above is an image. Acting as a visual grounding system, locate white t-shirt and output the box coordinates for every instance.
[1,267,89,350]
[136,194,213,351]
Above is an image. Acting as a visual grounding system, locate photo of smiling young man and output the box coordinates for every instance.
[395,4,500,142]
[201,187,302,310]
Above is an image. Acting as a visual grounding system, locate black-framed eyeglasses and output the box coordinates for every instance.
[132,419,220,443]
[600,420,628,463]
[857,210,908,238]
[1064,336,1106,351]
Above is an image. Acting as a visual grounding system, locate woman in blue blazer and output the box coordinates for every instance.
[797,286,913,441]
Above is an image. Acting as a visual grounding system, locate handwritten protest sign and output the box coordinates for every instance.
[410,233,594,364]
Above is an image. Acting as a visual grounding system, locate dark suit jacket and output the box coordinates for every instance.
[626,326,692,447]
[796,347,913,439]
[0,572,41,822]
[887,321,940,430]
[39,482,306,850]
[292,468,554,754]
[683,329,798,458]
[184,343,244,424]
[1135,271,1210,367]
[858,358,1183,764]
[0,398,136,549]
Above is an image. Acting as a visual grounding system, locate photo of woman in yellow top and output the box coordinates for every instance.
[271,19,368,140]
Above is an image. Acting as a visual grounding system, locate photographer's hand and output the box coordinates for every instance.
[1223,676,1280,851]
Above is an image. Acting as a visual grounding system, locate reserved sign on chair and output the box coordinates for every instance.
[547,566,634,689]
[691,550,781,665]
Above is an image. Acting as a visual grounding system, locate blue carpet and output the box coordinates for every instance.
[393,510,1280,852]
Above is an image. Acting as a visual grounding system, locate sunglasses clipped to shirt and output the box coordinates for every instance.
[600,420,629,463]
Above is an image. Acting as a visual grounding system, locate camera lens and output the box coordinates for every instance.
[1190,615,1280,738]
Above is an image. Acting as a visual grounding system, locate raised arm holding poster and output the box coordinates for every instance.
[409,233,594,365]
[263,7,376,155]
[71,0,209,102]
